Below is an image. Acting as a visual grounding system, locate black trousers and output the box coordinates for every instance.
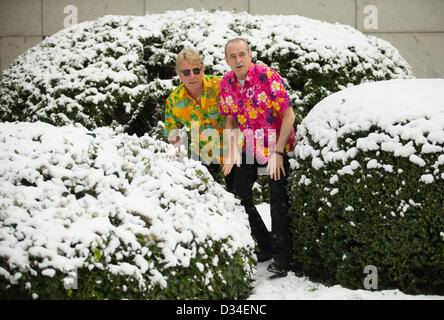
[204,163,235,194]
[230,152,293,262]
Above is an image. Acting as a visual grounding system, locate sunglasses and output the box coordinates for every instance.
[180,67,202,76]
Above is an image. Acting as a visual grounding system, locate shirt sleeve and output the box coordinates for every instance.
[267,70,292,114]
[163,96,179,138]
[218,78,231,117]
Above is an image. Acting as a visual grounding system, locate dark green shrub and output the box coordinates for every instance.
[0,122,255,299]
[288,79,444,295]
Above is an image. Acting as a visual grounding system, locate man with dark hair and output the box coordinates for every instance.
[219,38,300,277]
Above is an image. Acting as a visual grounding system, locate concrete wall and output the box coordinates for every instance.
[1,0,443,78]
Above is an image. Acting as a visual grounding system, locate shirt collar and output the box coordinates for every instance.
[230,63,256,86]
[201,74,210,89]
[179,74,209,99]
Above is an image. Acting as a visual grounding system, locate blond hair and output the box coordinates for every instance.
[175,47,204,74]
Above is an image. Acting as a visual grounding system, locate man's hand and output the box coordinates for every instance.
[222,148,241,176]
[267,152,286,181]
[267,107,295,180]
[222,116,240,176]
[256,60,269,68]
[168,133,186,162]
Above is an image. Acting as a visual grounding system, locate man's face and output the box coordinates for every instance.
[178,59,203,91]
[225,40,252,80]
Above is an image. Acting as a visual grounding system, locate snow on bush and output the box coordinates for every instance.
[0,122,255,299]
[288,79,444,295]
[0,9,413,136]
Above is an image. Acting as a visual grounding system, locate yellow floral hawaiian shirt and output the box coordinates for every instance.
[164,75,226,164]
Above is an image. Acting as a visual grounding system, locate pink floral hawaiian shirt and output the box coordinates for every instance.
[218,63,295,164]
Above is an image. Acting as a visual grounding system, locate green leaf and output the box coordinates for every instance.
[94,249,101,261]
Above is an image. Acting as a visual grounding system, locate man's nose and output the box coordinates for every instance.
[189,71,198,80]
[191,73,199,81]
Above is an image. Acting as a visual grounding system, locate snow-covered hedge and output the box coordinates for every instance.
[288,79,444,295]
[0,9,413,136]
[0,122,255,299]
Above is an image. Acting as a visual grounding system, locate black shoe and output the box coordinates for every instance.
[267,259,304,277]
[256,250,272,262]
[267,259,290,277]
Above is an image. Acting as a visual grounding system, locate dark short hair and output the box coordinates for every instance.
[224,38,250,56]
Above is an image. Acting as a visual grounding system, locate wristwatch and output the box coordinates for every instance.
[274,150,285,156]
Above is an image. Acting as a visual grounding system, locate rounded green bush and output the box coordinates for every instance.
[0,10,413,137]
[0,122,255,299]
[288,79,444,295]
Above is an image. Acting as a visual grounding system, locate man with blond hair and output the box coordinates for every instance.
[164,47,231,184]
